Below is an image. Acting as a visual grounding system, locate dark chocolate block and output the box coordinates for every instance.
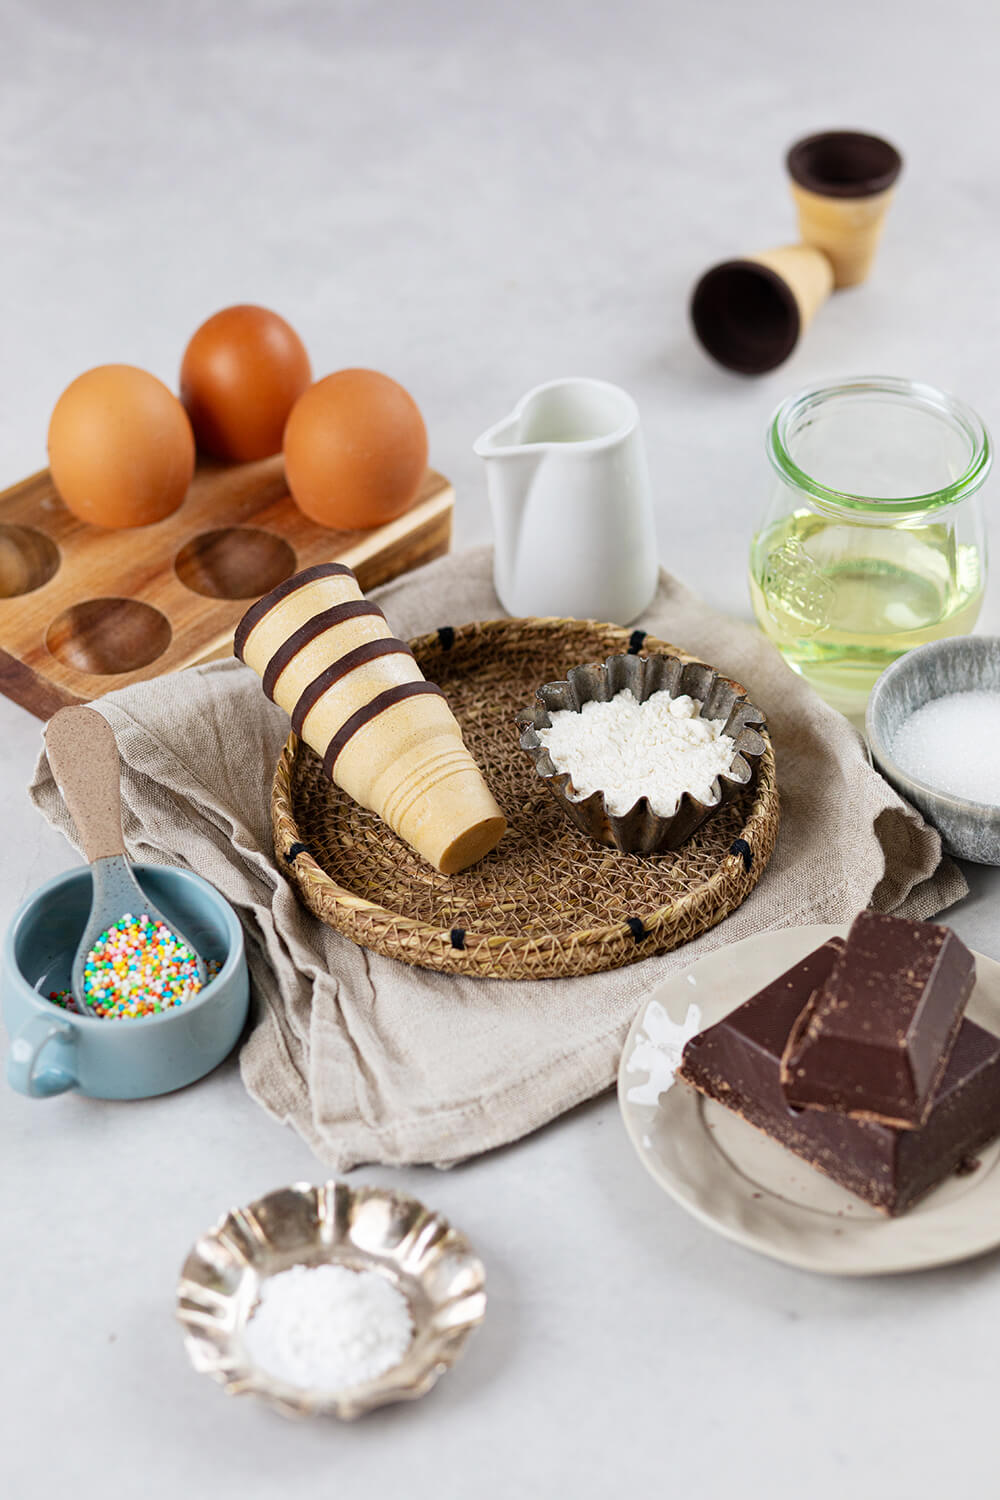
[780,912,975,1128]
[677,938,1000,1216]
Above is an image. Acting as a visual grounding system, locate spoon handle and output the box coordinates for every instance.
[45,706,127,863]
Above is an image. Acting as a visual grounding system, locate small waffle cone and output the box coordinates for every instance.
[690,244,832,374]
[790,183,895,288]
[236,565,506,874]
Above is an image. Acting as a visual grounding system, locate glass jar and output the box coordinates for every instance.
[749,377,991,715]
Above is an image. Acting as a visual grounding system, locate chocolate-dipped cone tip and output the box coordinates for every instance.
[787,130,902,199]
[691,245,832,377]
[787,134,901,287]
[691,259,801,375]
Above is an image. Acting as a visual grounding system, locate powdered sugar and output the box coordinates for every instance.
[243,1262,413,1391]
[537,688,736,816]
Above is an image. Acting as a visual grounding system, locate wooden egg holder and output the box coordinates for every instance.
[0,458,454,719]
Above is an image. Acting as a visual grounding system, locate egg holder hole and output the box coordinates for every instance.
[174,527,297,600]
[46,598,173,676]
[0,524,61,598]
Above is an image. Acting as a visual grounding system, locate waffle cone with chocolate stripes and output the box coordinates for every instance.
[235,564,506,874]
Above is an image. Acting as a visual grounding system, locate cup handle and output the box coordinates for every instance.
[7,1014,76,1098]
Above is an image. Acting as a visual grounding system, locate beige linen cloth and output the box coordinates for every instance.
[29,548,966,1168]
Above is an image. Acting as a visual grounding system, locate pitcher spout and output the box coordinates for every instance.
[474,377,638,457]
[472,412,522,459]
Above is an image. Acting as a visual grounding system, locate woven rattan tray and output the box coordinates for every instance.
[271,618,779,979]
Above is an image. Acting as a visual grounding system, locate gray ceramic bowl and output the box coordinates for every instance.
[867,636,1000,865]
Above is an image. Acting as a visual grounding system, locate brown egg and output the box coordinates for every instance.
[180,305,311,462]
[283,369,428,529]
[47,365,195,529]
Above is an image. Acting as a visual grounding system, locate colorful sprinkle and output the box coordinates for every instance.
[48,915,222,1022]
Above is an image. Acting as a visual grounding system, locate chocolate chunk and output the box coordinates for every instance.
[677,939,1000,1216]
[780,912,975,1128]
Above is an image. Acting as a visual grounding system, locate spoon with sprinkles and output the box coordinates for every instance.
[44,707,208,1019]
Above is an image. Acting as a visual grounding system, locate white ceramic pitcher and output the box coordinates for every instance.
[473,377,659,623]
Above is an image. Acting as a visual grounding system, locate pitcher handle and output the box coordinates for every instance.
[7,1014,76,1098]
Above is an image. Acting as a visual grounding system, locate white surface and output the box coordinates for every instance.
[4,1,1000,1495]
[620,926,1000,1274]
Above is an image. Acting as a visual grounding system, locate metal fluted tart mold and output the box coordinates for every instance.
[516,651,768,854]
[176,1181,486,1421]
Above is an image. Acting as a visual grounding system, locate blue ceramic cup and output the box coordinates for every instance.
[3,864,249,1100]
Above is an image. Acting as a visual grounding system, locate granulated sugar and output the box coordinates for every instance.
[243,1262,413,1391]
[891,690,1000,805]
[537,688,735,816]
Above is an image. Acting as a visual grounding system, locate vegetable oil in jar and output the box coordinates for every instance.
[748,379,990,716]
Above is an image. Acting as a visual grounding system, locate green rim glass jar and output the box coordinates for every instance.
[749,376,991,715]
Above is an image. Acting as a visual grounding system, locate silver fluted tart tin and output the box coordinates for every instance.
[176,1180,487,1420]
[517,651,768,853]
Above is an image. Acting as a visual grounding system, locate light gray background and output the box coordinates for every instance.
[2,2,1000,1496]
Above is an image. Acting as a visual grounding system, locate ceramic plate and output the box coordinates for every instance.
[618,923,1000,1276]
